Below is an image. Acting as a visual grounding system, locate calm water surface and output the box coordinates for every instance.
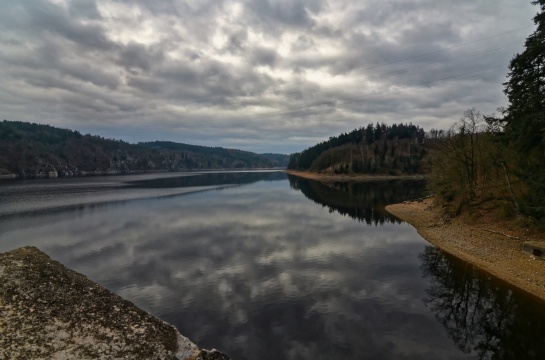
[1,171,544,359]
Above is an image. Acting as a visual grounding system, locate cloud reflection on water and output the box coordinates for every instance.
[0,174,466,359]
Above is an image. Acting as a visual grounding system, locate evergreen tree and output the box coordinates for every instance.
[502,0,545,221]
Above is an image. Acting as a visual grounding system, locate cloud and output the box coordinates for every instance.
[0,0,538,153]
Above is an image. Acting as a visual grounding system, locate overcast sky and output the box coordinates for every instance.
[0,0,538,154]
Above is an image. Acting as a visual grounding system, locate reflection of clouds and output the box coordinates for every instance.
[0,176,467,359]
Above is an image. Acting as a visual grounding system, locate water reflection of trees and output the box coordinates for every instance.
[287,175,427,225]
[420,246,545,360]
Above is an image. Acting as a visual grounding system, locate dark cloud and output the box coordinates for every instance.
[0,0,538,153]
[127,75,163,94]
[250,45,279,67]
[118,42,155,71]
[246,0,325,30]
[21,0,114,51]
[68,0,101,19]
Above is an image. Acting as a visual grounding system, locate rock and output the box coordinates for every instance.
[522,241,545,260]
[198,349,231,360]
[0,246,231,360]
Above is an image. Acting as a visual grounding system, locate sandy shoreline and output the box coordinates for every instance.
[386,198,545,302]
[286,169,545,301]
[284,170,425,182]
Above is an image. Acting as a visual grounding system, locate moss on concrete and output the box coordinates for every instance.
[0,246,230,359]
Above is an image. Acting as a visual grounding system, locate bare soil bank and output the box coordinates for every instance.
[284,170,425,182]
[386,198,545,302]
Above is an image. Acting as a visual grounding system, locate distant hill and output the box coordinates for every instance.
[288,122,430,175]
[137,141,277,170]
[0,120,286,178]
[259,153,290,168]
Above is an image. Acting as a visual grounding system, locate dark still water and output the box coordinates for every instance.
[1,171,544,360]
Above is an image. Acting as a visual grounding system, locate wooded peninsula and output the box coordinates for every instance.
[287,1,545,229]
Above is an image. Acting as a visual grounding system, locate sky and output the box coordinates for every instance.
[0,0,539,154]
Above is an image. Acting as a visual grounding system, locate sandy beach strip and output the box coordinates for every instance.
[386,198,545,302]
[284,170,425,182]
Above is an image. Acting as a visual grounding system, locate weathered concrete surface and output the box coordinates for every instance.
[0,246,230,360]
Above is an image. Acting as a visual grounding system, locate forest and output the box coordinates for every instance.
[0,120,288,177]
[288,0,545,227]
[431,1,544,227]
[287,122,428,175]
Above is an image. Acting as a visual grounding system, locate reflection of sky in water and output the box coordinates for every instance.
[2,172,539,359]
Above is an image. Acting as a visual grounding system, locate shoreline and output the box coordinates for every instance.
[1,168,285,182]
[386,198,545,302]
[283,169,425,182]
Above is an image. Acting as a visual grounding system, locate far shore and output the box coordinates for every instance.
[386,198,545,302]
[0,168,285,182]
[283,169,425,182]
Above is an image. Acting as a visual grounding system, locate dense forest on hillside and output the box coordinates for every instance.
[287,1,544,227]
[288,122,429,175]
[137,141,279,171]
[0,120,287,178]
[430,1,545,227]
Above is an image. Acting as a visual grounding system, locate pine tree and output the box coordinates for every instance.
[503,0,545,222]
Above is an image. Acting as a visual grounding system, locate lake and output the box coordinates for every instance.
[1,171,544,359]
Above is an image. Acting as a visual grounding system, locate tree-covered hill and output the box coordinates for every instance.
[288,122,429,175]
[138,141,275,170]
[429,1,545,226]
[259,153,290,168]
[0,120,284,178]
